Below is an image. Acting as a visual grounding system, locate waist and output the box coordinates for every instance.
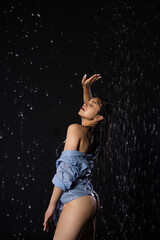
[60,180,93,204]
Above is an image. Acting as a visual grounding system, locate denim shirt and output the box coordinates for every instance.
[52,147,99,226]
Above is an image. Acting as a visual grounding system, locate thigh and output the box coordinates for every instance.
[77,218,96,240]
[78,193,100,240]
[53,195,97,240]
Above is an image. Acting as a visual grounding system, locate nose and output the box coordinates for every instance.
[83,102,87,108]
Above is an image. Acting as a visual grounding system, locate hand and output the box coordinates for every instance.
[43,204,56,232]
[81,73,101,88]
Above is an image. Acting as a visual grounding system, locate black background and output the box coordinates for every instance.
[0,0,160,239]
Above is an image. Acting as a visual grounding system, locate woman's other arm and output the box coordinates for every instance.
[43,186,62,232]
[81,74,101,103]
[44,123,81,231]
[43,124,80,232]
[49,185,63,206]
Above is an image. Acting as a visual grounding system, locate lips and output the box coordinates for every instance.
[81,107,85,111]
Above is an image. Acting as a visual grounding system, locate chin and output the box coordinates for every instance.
[78,111,81,116]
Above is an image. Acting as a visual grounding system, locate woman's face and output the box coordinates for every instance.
[78,97,102,120]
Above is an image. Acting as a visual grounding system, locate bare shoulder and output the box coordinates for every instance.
[67,124,88,139]
[67,123,83,133]
[68,123,82,128]
[63,124,85,143]
[63,124,83,151]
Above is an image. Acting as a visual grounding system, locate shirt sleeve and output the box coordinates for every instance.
[52,161,79,191]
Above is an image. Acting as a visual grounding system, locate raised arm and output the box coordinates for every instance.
[81,74,102,103]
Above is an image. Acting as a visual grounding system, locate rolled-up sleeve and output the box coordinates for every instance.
[52,161,79,191]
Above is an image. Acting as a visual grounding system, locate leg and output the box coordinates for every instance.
[53,195,97,240]
[77,217,96,240]
[77,192,100,240]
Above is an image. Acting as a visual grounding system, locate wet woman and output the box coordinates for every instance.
[43,73,113,240]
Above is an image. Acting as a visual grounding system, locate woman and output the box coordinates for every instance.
[43,73,113,240]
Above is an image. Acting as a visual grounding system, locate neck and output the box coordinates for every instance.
[81,117,96,128]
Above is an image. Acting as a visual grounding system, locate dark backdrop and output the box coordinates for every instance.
[0,0,159,239]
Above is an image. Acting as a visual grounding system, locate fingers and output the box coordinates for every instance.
[83,73,87,79]
[86,73,101,82]
[87,74,102,86]
[82,73,102,86]
[43,220,48,232]
[81,73,87,84]
[88,74,100,81]
[43,216,50,232]
[43,224,49,232]
[43,215,53,232]
[89,74,101,83]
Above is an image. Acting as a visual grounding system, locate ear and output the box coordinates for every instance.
[95,115,103,122]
